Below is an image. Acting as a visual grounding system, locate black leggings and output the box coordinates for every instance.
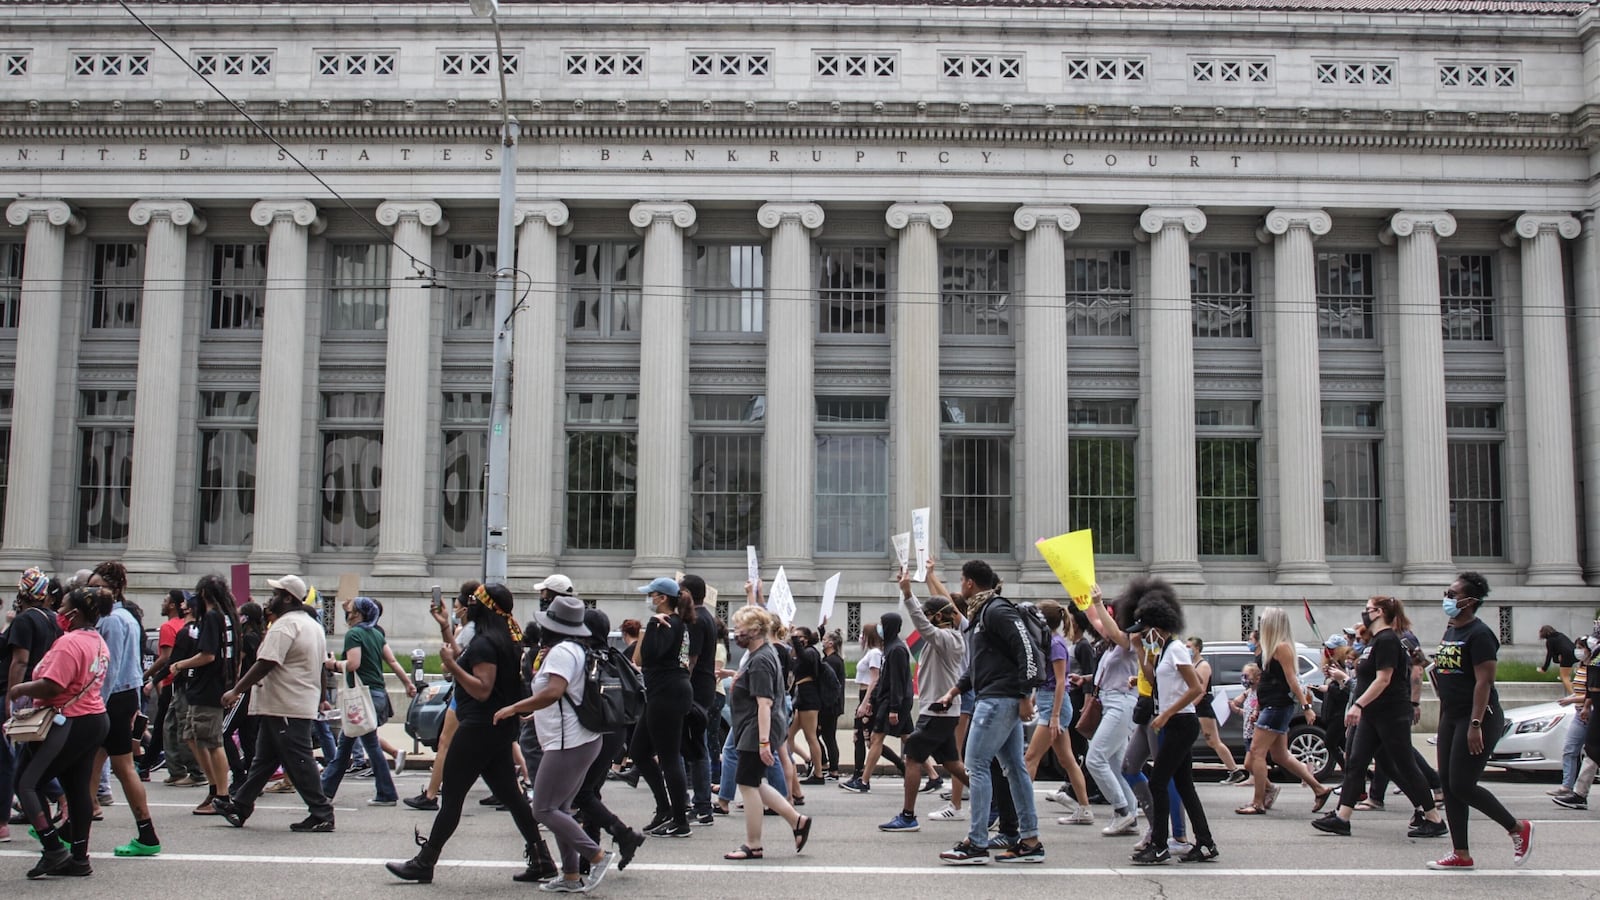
[852,687,904,775]
[428,721,544,855]
[575,731,629,841]
[1437,708,1517,853]
[1339,705,1432,811]
[1369,746,1440,797]
[18,713,109,859]
[818,710,842,773]
[1148,714,1212,848]
[630,681,692,824]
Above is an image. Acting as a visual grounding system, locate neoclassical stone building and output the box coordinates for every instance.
[1,0,1598,641]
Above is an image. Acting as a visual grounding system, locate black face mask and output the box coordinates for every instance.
[1359,610,1373,629]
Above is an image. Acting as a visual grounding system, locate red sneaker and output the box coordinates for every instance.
[1511,819,1533,866]
[1426,852,1475,871]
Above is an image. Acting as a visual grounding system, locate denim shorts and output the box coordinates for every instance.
[1034,688,1072,730]
[960,690,976,716]
[1255,703,1295,735]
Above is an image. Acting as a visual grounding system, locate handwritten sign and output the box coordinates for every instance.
[891,532,911,575]
[768,566,796,626]
[746,545,760,596]
[1035,529,1096,610]
[819,573,841,628]
[911,508,931,583]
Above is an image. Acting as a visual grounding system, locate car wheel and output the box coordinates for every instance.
[1284,724,1335,783]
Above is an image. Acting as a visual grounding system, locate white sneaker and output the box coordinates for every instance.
[1058,807,1095,825]
[391,750,407,775]
[939,789,953,801]
[1045,789,1076,808]
[928,804,966,821]
[1101,812,1139,836]
[1168,838,1193,854]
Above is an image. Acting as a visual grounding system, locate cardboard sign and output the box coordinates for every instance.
[336,573,362,612]
[746,545,761,596]
[891,532,911,575]
[911,507,931,583]
[768,566,795,626]
[1035,529,1096,609]
[818,572,841,628]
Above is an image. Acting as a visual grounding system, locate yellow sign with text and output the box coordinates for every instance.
[1035,530,1095,610]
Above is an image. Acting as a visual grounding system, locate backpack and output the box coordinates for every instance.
[1013,600,1053,690]
[573,644,646,734]
[814,649,843,715]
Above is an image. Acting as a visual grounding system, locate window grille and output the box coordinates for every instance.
[565,393,639,551]
[77,389,136,544]
[319,392,384,549]
[196,390,258,547]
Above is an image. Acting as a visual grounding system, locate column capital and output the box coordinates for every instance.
[250,199,325,235]
[1380,210,1456,245]
[885,203,952,237]
[6,199,84,234]
[129,199,205,235]
[1259,208,1332,240]
[376,199,448,235]
[1502,212,1581,246]
[1011,205,1080,239]
[629,201,697,236]
[514,200,572,233]
[1138,206,1206,239]
[757,202,825,237]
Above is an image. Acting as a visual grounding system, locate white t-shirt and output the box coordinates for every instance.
[855,647,883,686]
[532,640,601,751]
[1154,641,1196,715]
[250,611,327,719]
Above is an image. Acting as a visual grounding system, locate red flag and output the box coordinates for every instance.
[1302,598,1316,627]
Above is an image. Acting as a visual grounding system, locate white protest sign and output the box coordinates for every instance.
[746,545,760,596]
[818,572,841,628]
[911,507,931,583]
[891,532,911,575]
[768,566,796,626]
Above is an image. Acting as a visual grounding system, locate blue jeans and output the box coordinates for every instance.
[1563,711,1587,789]
[964,696,1038,845]
[716,729,784,802]
[319,688,397,803]
[313,718,337,764]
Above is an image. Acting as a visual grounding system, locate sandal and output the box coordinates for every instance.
[793,815,813,853]
[724,844,764,860]
[1264,783,1282,810]
[1312,789,1334,813]
[1234,804,1269,815]
[1354,799,1383,811]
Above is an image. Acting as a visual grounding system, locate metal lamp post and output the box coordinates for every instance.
[471,0,516,585]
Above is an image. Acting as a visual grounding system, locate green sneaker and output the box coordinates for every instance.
[114,839,161,857]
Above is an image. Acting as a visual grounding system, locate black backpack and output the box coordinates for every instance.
[572,644,646,734]
[1012,599,1053,690]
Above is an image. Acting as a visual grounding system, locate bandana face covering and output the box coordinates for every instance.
[474,584,523,643]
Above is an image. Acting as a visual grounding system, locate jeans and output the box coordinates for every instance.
[312,718,337,764]
[963,696,1037,845]
[320,688,397,803]
[1563,712,1587,789]
[1085,690,1139,815]
[717,729,784,802]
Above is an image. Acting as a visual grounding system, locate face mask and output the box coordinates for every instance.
[449,613,460,629]
[1247,642,1257,654]
[734,632,753,649]
[1442,597,1461,619]
[1359,610,1373,629]
[1141,633,1161,654]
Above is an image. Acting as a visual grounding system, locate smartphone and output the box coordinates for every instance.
[929,700,951,713]
[430,585,442,612]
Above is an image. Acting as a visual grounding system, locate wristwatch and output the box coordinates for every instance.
[1470,719,1482,729]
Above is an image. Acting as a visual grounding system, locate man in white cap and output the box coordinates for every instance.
[534,574,577,611]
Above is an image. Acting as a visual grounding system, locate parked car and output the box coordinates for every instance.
[1488,700,1572,773]
[1190,642,1335,782]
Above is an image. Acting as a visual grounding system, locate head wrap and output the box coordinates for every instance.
[351,596,380,630]
[18,566,48,598]
[474,583,523,643]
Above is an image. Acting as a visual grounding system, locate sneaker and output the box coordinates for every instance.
[839,777,870,794]
[537,877,586,893]
[1408,819,1448,838]
[987,832,1019,851]
[289,815,335,834]
[368,798,398,807]
[114,839,162,857]
[1179,843,1220,863]
[1102,812,1139,836]
[920,777,944,794]
[1058,807,1095,825]
[1225,770,1250,785]
[879,813,921,832]
[1511,819,1533,866]
[1311,812,1351,836]
[391,750,408,774]
[168,774,203,787]
[994,839,1045,863]
[1555,792,1589,810]
[938,839,990,865]
[403,793,439,811]
[584,850,615,891]
[0,824,9,843]
[694,812,716,826]
[1426,852,1475,870]
[97,792,114,806]
[1130,845,1171,865]
[1549,786,1574,796]
[928,804,965,821]
[939,788,953,801]
[649,822,693,838]
[1264,782,1282,810]
[1168,838,1192,855]
[1044,789,1077,808]
[642,810,674,833]
[26,848,72,879]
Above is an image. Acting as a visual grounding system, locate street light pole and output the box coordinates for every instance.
[473,0,514,585]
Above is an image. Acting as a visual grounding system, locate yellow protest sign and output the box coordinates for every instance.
[1035,530,1096,609]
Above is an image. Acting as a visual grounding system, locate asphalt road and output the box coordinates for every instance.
[3,764,1596,898]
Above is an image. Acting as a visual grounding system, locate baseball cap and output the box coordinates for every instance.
[267,574,308,601]
[534,573,576,596]
[636,576,681,597]
[1323,634,1349,650]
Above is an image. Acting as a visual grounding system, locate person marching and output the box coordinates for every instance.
[87,561,161,857]
[1235,607,1333,815]
[721,605,813,860]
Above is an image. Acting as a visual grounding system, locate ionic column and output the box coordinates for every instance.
[372,200,446,575]
[1381,211,1456,584]
[507,200,570,576]
[1139,207,1206,583]
[886,203,951,543]
[1505,213,1583,584]
[124,200,205,573]
[0,200,83,567]
[247,200,324,572]
[1578,213,1600,584]
[758,202,825,580]
[1012,206,1080,577]
[1262,209,1333,585]
[629,201,696,576]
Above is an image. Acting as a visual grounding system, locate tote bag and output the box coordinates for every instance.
[338,677,379,738]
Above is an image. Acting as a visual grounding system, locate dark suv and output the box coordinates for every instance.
[1191,642,1334,782]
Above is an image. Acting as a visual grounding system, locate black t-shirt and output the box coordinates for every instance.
[1355,629,1411,714]
[185,608,229,708]
[794,644,821,685]
[455,630,528,727]
[639,614,690,693]
[1433,617,1500,716]
[2,606,62,690]
[688,605,720,705]
[169,618,197,690]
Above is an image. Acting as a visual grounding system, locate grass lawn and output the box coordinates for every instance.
[1496,660,1562,683]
